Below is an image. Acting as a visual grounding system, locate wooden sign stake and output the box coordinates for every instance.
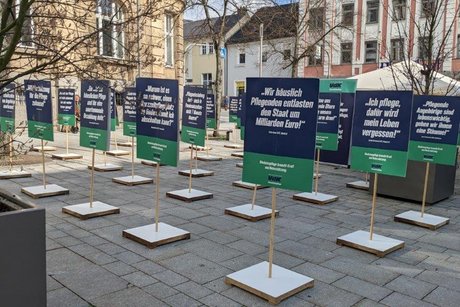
[66,125,69,155]
[131,136,135,178]
[9,134,13,172]
[90,148,95,208]
[369,174,378,240]
[420,162,430,218]
[206,129,210,157]
[251,186,258,210]
[188,145,193,192]
[314,148,320,195]
[155,164,160,232]
[41,139,47,189]
[195,144,198,170]
[268,188,277,278]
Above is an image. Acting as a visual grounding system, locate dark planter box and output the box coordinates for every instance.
[370,160,456,205]
[0,189,46,307]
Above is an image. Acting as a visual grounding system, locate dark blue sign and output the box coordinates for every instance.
[320,93,354,165]
[206,94,215,120]
[123,87,137,123]
[24,80,52,124]
[58,88,75,116]
[352,91,413,151]
[0,83,15,119]
[317,93,340,134]
[182,85,207,129]
[80,80,110,130]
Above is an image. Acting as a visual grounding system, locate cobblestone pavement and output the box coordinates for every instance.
[3,114,460,307]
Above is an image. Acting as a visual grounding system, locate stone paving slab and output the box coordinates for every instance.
[4,124,460,306]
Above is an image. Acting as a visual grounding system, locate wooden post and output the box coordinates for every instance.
[206,129,209,157]
[66,125,69,155]
[90,149,95,208]
[195,144,198,170]
[41,139,46,189]
[114,132,118,151]
[155,163,160,232]
[365,172,369,183]
[131,136,135,178]
[104,151,107,166]
[268,188,277,278]
[9,134,13,172]
[314,148,320,195]
[421,162,430,218]
[251,185,257,210]
[188,146,193,192]
[369,173,378,240]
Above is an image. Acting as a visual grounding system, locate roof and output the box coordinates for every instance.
[227,3,298,44]
[184,11,247,41]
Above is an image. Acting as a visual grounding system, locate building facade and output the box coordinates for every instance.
[300,0,460,79]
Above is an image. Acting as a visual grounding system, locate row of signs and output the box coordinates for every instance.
[1,78,459,194]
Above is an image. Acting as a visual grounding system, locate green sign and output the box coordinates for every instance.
[24,80,54,141]
[206,94,216,129]
[351,91,413,177]
[79,80,111,151]
[243,78,320,192]
[181,86,207,147]
[408,95,460,165]
[229,96,238,123]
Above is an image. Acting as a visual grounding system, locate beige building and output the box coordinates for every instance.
[1,0,184,124]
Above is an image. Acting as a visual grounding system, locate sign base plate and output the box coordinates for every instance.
[225,261,314,305]
[31,146,56,152]
[88,163,123,172]
[197,155,222,162]
[122,223,190,248]
[52,153,83,160]
[178,169,214,177]
[232,180,268,190]
[62,201,120,220]
[346,180,370,190]
[336,230,404,257]
[236,162,243,168]
[224,144,242,149]
[394,210,449,230]
[117,141,133,147]
[112,175,154,186]
[106,149,130,156]
[231,152,244,158]
[189,145,211,151]
[224,204,279,221]
[141,160,162,167]
[21,184,69,199]
[0,170,32,179]
[166,188,213,202]
[293,192,338,205]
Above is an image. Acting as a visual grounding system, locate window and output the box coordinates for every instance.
[365,41,377,63]
[366,1,379,24]
[309,8,324,30]
[202,73,212,88]
[283,49,291,61]
[392,0,406,21]
[96,0,124,59]
[457,35,460,58]
[201,44,207,55]
[208,43,214,54]
[342,4,354,26]
[391,39,404,62]
[341,43,352,64]
[200,43,214,55]
[15,0,34,47]
[165,14,174,66]
[308,45,322,66]
[422,0,435,17]
[418,36,430,60]
[238,49,246,64]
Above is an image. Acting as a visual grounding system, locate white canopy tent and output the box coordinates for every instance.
[348,60,460,96]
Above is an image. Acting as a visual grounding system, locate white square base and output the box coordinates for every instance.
[166,189,213,202]
[293,192,338,205]
[0,170,32,179]
[62,201,120,220]
[88,163,123,172]
[122,223,190,248]
[232,180,268,190]
[112,175,154,186]
[141,160,161,167]
[313,173,321,179]
[231,152,244,158]
[106,149,130,156]
[346,180,369,190]
[236,162,243,168]
[52,153,83,160]
[394,210,449,230]
[178,169,214,177]
[21,184,69,199]
[224,144,242,149]
[189,145,211,151]
[337,230,405,257]
[117,141,134,147]
[225,261,314,304]
[31,146,56,152]
[197,155,222,162]
[225,204,279,221]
